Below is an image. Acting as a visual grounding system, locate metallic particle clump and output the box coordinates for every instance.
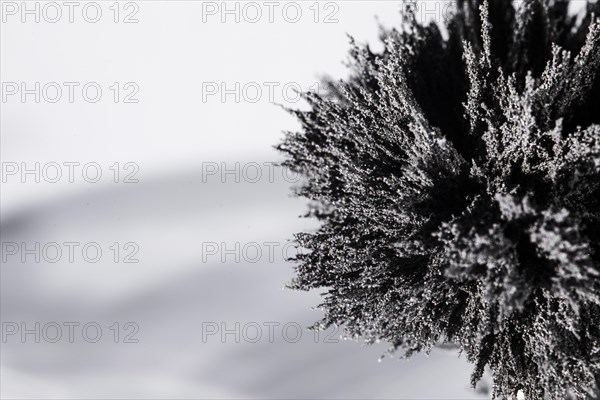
[277,0,600,398]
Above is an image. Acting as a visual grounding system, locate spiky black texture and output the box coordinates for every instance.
[278,0,600,398]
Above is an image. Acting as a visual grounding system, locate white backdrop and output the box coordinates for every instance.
[0,1,511,398]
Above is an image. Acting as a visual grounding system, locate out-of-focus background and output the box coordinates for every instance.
[2,0,561,398]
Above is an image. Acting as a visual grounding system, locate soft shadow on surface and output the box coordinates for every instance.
[1,167,489,399]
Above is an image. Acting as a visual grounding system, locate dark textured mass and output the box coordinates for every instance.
[277,0,600,398]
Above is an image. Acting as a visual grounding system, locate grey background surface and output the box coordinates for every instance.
[3,0,570,397]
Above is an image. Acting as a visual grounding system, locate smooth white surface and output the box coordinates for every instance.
[1,1,493,398]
